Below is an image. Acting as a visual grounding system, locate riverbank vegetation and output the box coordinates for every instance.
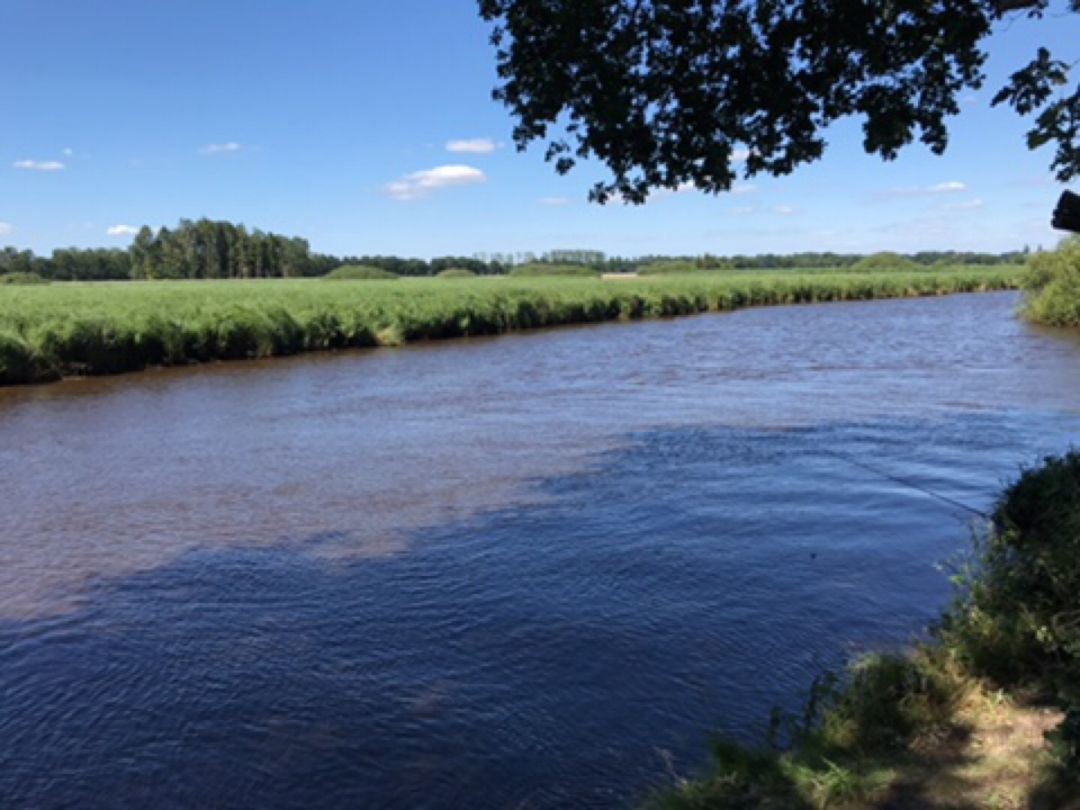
[653,452,1080,809]
[1022,236,1080,328]
[0,268,1018,386]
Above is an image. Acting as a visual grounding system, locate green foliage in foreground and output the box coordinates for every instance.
[0,268,1018,386]
[0,272,47,285]
[943,452,1080,768]
[436,268,478,279]
[654,451,1080,808]
[1021,237,1080,327]
[508,262,600,277]
[323,265,399,280]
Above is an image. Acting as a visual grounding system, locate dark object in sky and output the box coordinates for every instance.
[1053,191,1080,233]
[479,0,1079,204]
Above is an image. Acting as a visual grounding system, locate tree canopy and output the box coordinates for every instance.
[478,0,1080,202]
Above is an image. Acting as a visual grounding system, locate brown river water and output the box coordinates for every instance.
[2,291,1079,807]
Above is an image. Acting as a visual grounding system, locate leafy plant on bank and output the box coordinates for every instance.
[1021,236,1080,327]
[655,450,1080,808]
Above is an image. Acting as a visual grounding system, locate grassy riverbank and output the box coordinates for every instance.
[654,453,1080,809]
[0,267,1018,386]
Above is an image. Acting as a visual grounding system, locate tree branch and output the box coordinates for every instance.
[995,0,1042,12]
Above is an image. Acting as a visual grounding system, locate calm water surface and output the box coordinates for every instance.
[2,292,1080,807]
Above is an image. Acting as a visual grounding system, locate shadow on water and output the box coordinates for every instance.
[2,413,1078,808]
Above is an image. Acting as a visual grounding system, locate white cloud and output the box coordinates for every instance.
[929,181,966,193]
[730,206,755,215]
[62,147,74,157]
[646,181,698,201]
[875,180,968,200]
[446,138,500,155]
[731,183,757,195]
[0,222,12,236]
[14,159,65,171]
[106,224,139,237]
[731,148,751,163]
[943,197,985,211]
[539,196,571,206]
[773,205,797,216]
[200,142,244,155]
[384,164,487,200]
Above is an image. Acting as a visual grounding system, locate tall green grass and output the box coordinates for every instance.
[0,268,1019,385]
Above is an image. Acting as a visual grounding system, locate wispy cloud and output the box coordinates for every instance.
[732,148,751,163]
[446,138,500,155]
[942,197,985,212]
[539,196,571,206]
[0,222,12,236]
[384,164,487,201]
[874,180,967,200]
[62,147,74,157]
[200,142,245,155]
[648,181,697,201]
[731,183,757,195]
[13,159,65,171]
[106,224,139,237]
[773,205,797,216]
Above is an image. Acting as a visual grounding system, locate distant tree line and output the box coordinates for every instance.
[0,219,1034,282]
[0,220,342,281]
[0,246,134,281]
[340,255,510,276]
[624,250,1031,272]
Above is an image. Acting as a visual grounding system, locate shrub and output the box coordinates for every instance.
[850,252,919,272]
[324,265,398,280]
[637,261,702,275]
[508,263,599,277]
[941,451,1080,687]
[659,451,1080,807]
[1021,237,1080,327]
[436,268,477,279]
[0,272,47,285]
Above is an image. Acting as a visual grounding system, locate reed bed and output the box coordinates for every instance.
[0,268,1019,385]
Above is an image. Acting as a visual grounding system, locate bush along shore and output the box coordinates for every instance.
[653,452,1080,809]
[1022,236,1080,328]
[0,267,1018,387]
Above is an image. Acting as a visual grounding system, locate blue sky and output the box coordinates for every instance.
[2,0,1078,259]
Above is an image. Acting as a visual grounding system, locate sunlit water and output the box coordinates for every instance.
[2,292,1079,807]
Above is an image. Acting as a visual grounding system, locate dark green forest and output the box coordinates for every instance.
[0,217,1031,282]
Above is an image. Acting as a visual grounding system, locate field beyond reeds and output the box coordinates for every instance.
[0,268,1019,386]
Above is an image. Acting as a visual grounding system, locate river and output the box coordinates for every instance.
[2,291,1079,807]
